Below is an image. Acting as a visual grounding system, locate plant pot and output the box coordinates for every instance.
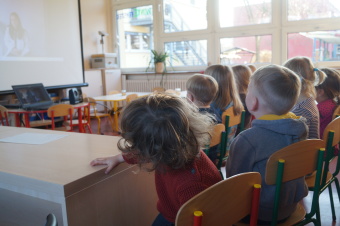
[155,62,164,73]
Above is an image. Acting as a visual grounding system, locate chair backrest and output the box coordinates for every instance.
[126,93,138,103]
[265,139,325,225]
[222,107,245,130]
[209,123,225,147]
[332,105,340,119]
[0,105,9,126]
[47,104,74,130]
[152,86,165,93]
[84,97,97,113]
[176,172,261,226]
[45,213,58,226]
[108,90,120,95]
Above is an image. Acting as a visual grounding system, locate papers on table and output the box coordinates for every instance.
[0,133,68,145]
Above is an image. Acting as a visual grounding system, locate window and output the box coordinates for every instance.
[112,0,340,71]
[219,0,272,27]
[287,0,340,21]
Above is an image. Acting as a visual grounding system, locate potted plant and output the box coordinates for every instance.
[146,50,170,87]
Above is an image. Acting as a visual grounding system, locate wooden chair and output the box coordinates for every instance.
[108,90,120,95]
[176,172,261,226]
[45,213,58,226]
[265,139,325,225]
[332,105,340,119]
[47,104,74,131]
[126,93,138,103]
[203,124,226,178]
[0,105,9,126]
[152,86,165,93]
[85,97,114,134]
[305,117,340,223]
[217,107,245,171]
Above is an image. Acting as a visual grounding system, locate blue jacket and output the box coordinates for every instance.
[226,117,308,221]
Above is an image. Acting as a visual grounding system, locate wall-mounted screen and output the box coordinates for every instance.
[0,0,85,94]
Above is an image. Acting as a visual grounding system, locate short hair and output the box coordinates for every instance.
[317,68,340,104]
[247,64,256,73]
[251,64,301,115]
[118,94,214,172]
[232,65,252,94]
[186,74,218,105]
[283,56,326,98]
[204,64,243,115]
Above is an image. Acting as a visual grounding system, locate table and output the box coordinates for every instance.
[0,126,158,226]
[7,102,90,133]
[93,92,150,131]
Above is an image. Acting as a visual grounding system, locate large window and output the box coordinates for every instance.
[112,0,340,71]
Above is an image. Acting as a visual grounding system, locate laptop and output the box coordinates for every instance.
[12,83,54,110]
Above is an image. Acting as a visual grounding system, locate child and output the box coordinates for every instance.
[90,94,222,226]
[226,65,308,224]
[283,56,326,139]
[186,73,218,118]
[186,73,219,164]
[204,65,244,155]
[232,64,253,129]
[316,68,340,138]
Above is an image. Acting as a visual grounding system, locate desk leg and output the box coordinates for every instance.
[77,108,84,133]
[24,113,30,128]
[113,102,118,131]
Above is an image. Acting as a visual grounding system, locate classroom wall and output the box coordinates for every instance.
[80,0,113,70]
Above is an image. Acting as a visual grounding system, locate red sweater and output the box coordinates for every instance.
[123,150,221,223]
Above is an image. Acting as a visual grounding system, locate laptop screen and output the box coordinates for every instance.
[12,83,53,110]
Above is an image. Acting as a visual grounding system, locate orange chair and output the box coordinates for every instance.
[0,105,9,126]
[68,103,93,133]
[47,104,74,131]
[176,172,261,226]
[332,105,340,119]
[126,93,138,103]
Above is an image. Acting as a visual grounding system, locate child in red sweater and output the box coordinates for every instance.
[90,94,222,225]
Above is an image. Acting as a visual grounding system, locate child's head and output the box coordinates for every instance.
[118,94,213,171]
[246,65,301,117]
[316,68,340,104]
[204,64,242,113]
[283,56,326,98]
[186,74,218,106]
[247,64,256,73]
[232,65,252,94]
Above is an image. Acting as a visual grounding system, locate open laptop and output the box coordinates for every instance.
[12,83,54,110]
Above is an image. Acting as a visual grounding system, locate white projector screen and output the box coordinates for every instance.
[0,0,85,94]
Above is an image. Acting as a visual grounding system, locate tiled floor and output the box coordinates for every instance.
[89,117,340,225]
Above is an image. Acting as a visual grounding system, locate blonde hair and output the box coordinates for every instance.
[247,64,256,73]
[186,74,218,105]
[118,94,214,172]
[204,65,243,115]
[283,56,326,98]
[251,65,301,115]
[317,68,340,104]
[232,65,252,94]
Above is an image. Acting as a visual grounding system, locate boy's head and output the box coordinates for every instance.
[118,94,213,171]
[246,65,301,117]
[186,74,218,106]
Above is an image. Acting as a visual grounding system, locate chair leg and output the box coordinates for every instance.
[328,184,336,221]
[334,177,340,202]
[316,201,321,225]
[96,117,101,134]
[86,123,93,134]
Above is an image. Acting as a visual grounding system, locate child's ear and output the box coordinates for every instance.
[186,92,194,102]
[248,96,259,112]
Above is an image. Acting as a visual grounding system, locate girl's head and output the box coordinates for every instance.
[186,74,218,106]
[283,56,326,98]
[316,68,340,104]
[118,94,213,172]
[9,12,25,38]
[232,65,252,94]
[204,64,243,114]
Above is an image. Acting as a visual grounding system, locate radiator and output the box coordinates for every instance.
[126,79,187,92]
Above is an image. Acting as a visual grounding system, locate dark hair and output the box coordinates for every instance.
[9,12,26,39]
[117,94,213,172]
[317,68,340,104]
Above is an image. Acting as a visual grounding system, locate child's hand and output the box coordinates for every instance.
[90,154,125,174]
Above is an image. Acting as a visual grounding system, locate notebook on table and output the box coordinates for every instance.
[12,83,54,110]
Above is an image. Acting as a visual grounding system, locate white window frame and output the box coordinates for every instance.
[111,0,340,72]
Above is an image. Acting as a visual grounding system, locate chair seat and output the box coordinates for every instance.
[305,170,333,189]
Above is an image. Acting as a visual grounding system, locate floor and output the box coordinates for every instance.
[88,116,340,225]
